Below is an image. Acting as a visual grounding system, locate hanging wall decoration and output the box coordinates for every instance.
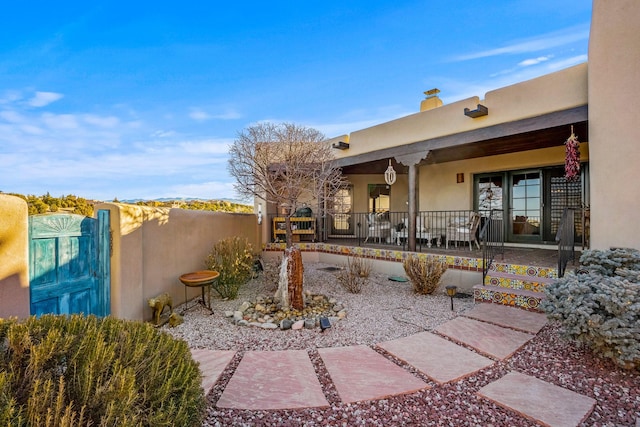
[564,126,581,182]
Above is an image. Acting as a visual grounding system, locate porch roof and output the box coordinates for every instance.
[334,105,588,174]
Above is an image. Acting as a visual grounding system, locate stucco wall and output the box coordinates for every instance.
[0,195,30,319]
[342,144,589,214]
[95,203,260,321]
[333,63,587,158]
[588,0,640,249]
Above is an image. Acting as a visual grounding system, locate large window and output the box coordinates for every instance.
[475,166,587,244]
[511,171,541,238]
[328,184,353,235]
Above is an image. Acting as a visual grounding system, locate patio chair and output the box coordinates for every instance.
[445,212,481,250]
[364,212,391,243]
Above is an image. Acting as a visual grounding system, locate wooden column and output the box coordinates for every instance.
[396,152,429,253]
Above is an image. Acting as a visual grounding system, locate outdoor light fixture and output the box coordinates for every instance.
[446,285,457,311]
[257,203,263,225]
[320,316,331,331]
[384,159,397,186]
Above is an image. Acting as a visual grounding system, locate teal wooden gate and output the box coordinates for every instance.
[29,210,110,316]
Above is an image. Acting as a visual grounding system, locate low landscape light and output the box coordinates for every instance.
[446,285,457,311]
[319,316,331,331]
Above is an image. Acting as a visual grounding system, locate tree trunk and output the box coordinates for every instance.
[287,246,304,310]
[275,246,304,310]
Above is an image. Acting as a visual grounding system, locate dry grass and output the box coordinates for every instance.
[403,255,448,294]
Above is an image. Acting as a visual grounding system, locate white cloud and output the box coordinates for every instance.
[518,55,553,67]
[189,109,211,121]
[151,129,177,138]
[189,107,243,121]
[28,91,64,107]
[212,109,242,120]
[451,24,589,62]
[0,110,26,123]
[41,112,79,129]
[82,114,120,128]
[0,91,23,104]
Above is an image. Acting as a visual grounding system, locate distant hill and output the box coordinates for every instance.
[1,192,253,215]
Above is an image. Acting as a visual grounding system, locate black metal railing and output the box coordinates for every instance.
[556,208,576,277]
[480,209,504,283]
[322,210,481,252]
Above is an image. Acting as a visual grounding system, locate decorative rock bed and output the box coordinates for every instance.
[224,291,347,330]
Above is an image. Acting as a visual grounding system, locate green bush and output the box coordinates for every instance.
[205,236,255,299]
[403,255,448,295]
[541,248,640,370]
[0,315,205,426]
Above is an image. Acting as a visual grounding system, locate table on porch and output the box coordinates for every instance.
[392,228,445,247]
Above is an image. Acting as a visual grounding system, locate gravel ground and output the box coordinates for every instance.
[164,262,640,427]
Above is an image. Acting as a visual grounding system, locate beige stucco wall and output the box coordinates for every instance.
[0,195,30,319]
[96,203,260,321]
[332,63,587,157]
[588,0,640,249]
[342,144,589,213]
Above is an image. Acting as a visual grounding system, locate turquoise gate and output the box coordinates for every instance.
[29,210,110,316]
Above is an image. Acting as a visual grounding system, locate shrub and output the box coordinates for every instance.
[541,248,640,370]
[205,236,255,299]
[403,255,448,295]
[0,314,205,426]
[336,255,371,294]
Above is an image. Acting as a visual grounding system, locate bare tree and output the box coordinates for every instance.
[228,122,344,310]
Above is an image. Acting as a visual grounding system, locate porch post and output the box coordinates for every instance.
[396,152,429,253]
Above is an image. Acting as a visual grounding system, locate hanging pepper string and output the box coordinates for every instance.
[564,126,580,182]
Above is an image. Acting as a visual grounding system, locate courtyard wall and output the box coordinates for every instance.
[0,194,30,318]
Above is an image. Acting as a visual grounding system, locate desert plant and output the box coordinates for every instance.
[542,248,640,370]
[336,255,370,294]
[205,236,255,299]
[0,314,205,426]
[403,255,448,295]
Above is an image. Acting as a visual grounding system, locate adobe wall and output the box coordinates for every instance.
[342,144,589,214]
[0,195,30,319]
[331,63,587,157]
[588,0,640,249]
[96,203,260,321]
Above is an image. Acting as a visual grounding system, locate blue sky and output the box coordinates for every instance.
[1,1,592,202]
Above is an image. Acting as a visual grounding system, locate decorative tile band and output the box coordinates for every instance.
[264,242,482,271]
[473,288,544,313]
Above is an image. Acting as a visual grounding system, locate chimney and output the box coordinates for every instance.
[420,88,443,112]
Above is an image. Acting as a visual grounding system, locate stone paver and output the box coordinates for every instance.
[318,344,429,404]
[463,303,547,334]
[216,350,329,410]
[435,316,534,360]
[377,331,494,384]
[190,349,235,395]
[478,371,596,427]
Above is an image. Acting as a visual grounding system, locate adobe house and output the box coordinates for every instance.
[260,0,638,255]
[259,0,640,309]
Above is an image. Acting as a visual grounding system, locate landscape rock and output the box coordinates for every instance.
[292,320,304,330]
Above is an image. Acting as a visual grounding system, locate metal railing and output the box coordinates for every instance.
[480,209,505,283]
[555,208,576,278]
[322,210,482,252]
